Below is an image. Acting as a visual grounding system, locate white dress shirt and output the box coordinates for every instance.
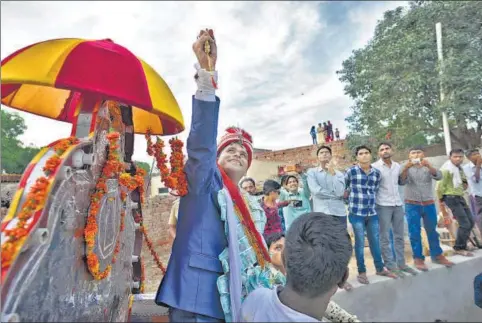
[372,159,403,206]
[463,162,482,197]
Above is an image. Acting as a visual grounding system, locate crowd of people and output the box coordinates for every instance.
[156,29,482,322]
[310,122,340,145]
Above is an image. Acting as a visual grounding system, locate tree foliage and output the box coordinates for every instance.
[1,110,41,174]
[338,1,482,149]
[135,161,151,174]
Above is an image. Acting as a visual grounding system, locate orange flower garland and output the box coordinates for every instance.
[84,132,125,280]
[139,256,145,293]
[144,130,187,196]
[140,226,166,275]
[168,138,188,196]
[127,294,135,321]
[84,131,147,280]
[119,167,146,203]
[1,137,79,270]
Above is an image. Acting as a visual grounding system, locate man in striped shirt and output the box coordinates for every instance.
[345,145,397,284]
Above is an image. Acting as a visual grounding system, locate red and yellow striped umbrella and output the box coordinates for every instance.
[1,38,184,135]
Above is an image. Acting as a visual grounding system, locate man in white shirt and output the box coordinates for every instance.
[372,142,417,277]
[463,149,482,233]
[239,213,353,322]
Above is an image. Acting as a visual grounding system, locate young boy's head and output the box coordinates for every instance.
[264,232,286,273]
[283,213,352,299]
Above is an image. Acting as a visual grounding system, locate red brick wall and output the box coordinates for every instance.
[140,195,176,292]
[253,140,350,168]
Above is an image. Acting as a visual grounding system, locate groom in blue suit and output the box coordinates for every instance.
[155,29,259,322]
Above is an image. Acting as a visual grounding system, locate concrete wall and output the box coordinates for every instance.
[331,251,482,322]
[247,160,282,183]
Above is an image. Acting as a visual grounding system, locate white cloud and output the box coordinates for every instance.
[1,1,407,164]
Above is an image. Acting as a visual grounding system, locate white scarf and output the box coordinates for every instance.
[440,160,463,188]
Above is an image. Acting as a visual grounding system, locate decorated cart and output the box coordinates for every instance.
[1,38,185,322]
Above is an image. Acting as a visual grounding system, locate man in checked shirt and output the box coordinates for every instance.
[345,145,397,284]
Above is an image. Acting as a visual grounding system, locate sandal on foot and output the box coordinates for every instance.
[399,266,418,276]
[357,274,369,285]
[376,269,398,279]
[391,269,406,278]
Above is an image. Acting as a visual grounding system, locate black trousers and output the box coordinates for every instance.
[444,195,475,250]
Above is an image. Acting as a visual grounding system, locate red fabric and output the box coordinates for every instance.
[260,200,283,236]
[157,117,183,136]
[55,39,153,111]
[58,91,82,123]
[0,84,21,100]
[217,127,253,166]
[218,164,270,264]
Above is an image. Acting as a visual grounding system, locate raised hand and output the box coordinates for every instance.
[420,159,431,168]
[192,29,217,71]
[405,160,415,169]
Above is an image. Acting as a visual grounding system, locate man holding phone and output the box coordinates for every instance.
[400,146,454,271]
[278,168,311,231]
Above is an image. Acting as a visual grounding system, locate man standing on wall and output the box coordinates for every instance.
[400,146,454,271]
[307,145,354,290]
[372,142,417,277]
[345,145,397,285]
[437,149,476,257]
[307,146,346,226]
[463,149,482,234]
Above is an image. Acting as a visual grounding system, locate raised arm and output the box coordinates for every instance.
[183,30,220,195]
[300,173,311,200]
[307,168,345,199]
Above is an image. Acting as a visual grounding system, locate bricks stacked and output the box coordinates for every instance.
[253,140,352,170]
[140,194,177,292]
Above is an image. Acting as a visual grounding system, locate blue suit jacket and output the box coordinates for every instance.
[155,96,227,319]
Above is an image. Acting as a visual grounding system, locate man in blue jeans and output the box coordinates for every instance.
[345,145,397,284]
[399,146,454,271]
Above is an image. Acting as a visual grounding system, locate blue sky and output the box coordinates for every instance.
[1,1,407,163]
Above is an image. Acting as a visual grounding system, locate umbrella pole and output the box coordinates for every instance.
[71,94,103,138]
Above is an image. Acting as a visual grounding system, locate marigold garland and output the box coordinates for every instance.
[127,294,135,320]
[145,130,187,196]
[84,131,125,280]
[140,225,166,275]
[84,131,147,280]
[139,256,145,293]
[1,137,79,270]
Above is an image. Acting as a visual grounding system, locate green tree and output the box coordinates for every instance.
[337,1,482,150]
[1,110,41,174]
